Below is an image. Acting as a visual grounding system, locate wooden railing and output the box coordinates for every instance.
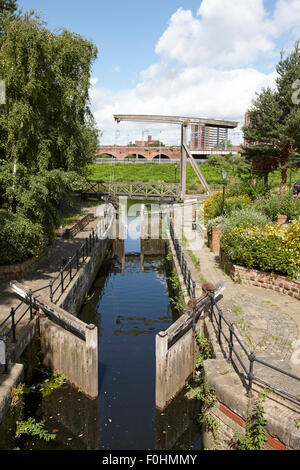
[77,180,181,200]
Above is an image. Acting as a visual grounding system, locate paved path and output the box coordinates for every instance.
[0,203,102,342]
[181,207,300,400]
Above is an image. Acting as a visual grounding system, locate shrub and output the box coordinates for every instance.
[226,180,271,200]
[204,192,223,221]
[221,222,300,279]
[224,195,252,215]
[259,191,300,221]
[204,192,252,222]
[220,207,271,238]
[0,210,43,265]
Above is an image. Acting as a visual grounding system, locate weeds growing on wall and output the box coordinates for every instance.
[234,394,268,450]
[195,330,211,369]
[167,267,185,314]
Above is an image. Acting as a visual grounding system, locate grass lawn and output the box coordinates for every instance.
[86,162,300,192]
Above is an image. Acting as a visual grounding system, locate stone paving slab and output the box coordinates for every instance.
[182,215,300,402]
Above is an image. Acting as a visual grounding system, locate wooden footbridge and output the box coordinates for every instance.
[78,114,238,202]
[77,180,181,202]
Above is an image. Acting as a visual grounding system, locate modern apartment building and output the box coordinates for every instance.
[190,124,229,151]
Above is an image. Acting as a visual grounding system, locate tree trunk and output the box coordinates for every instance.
[280,141,292,192]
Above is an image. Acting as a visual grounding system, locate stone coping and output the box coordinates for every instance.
[220,248,300,300]
[0,250,47,281]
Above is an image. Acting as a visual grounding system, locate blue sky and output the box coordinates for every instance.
[18,0,203,90]
[17,1,300,145]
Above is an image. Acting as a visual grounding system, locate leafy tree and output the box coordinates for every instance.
[243,40,300,186]
[0,10,99,253]
[148,142,165,147]
[0,0,18,36]
[0,12,98,174]
[213,139,232,150]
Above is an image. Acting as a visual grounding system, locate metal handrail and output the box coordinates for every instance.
[0,204,115,344]
[210,295,300,403]
[169,219,196,299]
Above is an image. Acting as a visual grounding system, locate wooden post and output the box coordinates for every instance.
[155,331,168,410]
[180,123,187,201]
[85,324,98,399]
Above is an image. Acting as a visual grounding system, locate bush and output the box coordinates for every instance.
[226,180,271,200]
[221,222,300,280]
[220,207,271,238]
[204,192,251,221]
[0,210,43,265]
[224,195,252,215]
[204,192,223,221]
[206,216,224,243]
[258,191,300,221]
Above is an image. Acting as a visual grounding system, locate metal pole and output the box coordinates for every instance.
[11,308,16,343]
[28,289,33,320]
[49,280,53,303]
[228,323,234,364]
[60,270,64,294]
[69,257,72,281]
[247,351,255,397]
[221,182,226,216]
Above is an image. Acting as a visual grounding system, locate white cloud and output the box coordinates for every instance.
[113,65,121,72]
[90,0,299,146]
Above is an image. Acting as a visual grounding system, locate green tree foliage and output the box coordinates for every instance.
[0,0,18,35]
[0,12,98,173]
[0,11,98,250]
[243,40,300,186]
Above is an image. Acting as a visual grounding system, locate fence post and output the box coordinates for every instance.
[49,280,53,303]
[28,289,33,319]
[218,312,222,344]
[192,280,196,299]
[11,307,16,343]
[247,351,255,397]
[228,323,234,364]
[69,257,72,281]
[60,269,64,294]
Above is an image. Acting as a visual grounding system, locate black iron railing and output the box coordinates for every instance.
[0,205,115,345]
[0,292,34,344]
[209,295,300,403]
[169,220,196,299]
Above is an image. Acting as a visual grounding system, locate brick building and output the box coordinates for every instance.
[129,135,162,147]
[190,124,229,151]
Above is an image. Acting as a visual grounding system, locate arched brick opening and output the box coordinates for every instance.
[152,154,170,160]
[96,153,116,159]
[124,154,147,160]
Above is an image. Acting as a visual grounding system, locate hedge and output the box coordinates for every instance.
[0,210,43,265]
[221,222,300,280]
[204,191,252,221]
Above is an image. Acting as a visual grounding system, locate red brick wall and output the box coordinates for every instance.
[220,248,300,300]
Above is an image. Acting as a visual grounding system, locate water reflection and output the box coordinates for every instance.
[78,202,201,450]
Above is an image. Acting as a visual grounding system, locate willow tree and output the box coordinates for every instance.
[0,12,98,231]
[243,40,300,187]
[0,0,18,35]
